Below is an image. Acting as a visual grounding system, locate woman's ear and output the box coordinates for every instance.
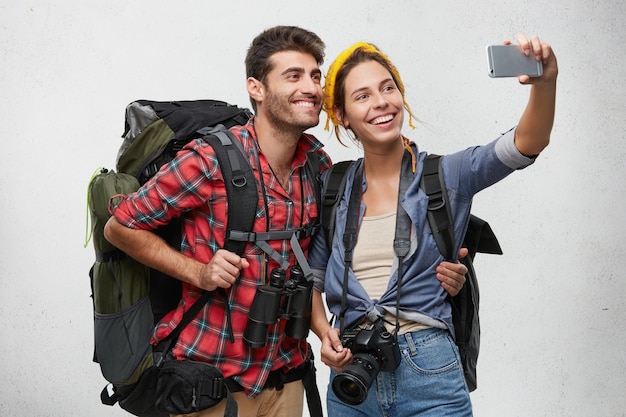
[335,107,349,129]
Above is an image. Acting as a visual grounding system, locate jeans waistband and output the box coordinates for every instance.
[400,327,449,353]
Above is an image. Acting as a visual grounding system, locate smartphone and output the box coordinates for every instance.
[486,44,543,78]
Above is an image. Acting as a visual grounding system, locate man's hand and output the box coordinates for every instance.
[436,248,469,296]
[197,249,249,291]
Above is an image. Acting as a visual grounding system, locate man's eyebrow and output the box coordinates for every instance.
[281,67,305,76]
[280,67,322,76]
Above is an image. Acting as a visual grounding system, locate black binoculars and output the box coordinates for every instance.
[243,266,313,348]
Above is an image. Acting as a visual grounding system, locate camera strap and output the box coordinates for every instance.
[393,149,414,334]
[338,149,415,336]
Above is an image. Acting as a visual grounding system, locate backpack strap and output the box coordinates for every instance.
[321,160,355,249]
[305,151,322,219]
[420,153,481,391]
[153,130,257,355]
[213,130,259,341]
[201,130,258,255]
[338,160,364,334]
[219,147,322,260]
[421,154,456,260]
[153,289,214,367]
[420,154,504,260]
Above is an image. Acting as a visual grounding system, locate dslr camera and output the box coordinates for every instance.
[243,266,313,348]
[332,320,401,405]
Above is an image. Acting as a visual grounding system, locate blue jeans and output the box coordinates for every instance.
[327,327,472,417]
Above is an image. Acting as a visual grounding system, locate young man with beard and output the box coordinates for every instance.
[104,26,467,417]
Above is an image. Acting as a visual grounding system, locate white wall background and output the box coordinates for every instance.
[1,1,624,416]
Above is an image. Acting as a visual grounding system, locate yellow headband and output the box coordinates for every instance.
[323,41,415,133]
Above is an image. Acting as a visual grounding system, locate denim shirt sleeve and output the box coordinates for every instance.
[494,127,537,170]
[309,227,330,293]
[441,127,536,199]
[309,167,340,293]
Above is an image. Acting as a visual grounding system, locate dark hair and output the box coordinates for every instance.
[245,26,325,111]
[330,46,407,142]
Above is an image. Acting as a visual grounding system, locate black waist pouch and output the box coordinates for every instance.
[113,365,167,417]
[155,359,228,414]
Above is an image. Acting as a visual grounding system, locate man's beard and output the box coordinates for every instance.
[264,89,320,133]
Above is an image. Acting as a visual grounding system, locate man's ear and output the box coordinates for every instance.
[247,77,264,103]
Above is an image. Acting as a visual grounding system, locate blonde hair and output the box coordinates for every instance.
[323,42,416,141]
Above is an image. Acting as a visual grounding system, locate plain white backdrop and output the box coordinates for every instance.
[1,1,625,416]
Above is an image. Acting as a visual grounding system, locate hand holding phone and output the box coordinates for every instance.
[486,44,543,78]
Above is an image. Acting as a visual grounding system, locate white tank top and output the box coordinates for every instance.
[353,211,430,334]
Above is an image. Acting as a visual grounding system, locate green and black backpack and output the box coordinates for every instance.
[85,99,254,417]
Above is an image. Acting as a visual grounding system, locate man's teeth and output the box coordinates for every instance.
[295,102,315,107]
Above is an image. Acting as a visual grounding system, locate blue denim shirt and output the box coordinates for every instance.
[308,128,536,333]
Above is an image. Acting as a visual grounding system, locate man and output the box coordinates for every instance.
[105,25,467,417]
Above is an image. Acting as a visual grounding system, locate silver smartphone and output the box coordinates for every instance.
[486,44,543,78]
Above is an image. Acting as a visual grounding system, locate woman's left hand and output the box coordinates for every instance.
[506,34,558,85]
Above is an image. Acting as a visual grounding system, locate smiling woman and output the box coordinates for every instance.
[339,60,405,150]
[308,38,558,417]
[323,42,416,146]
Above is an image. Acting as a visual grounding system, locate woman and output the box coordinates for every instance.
[309,35,557,416]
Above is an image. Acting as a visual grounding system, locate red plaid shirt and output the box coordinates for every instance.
[112,118,331,396]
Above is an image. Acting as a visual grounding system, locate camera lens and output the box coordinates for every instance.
[331,353,380,405]
[337,377,364,400]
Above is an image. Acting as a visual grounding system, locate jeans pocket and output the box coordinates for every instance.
[402,330,460,375]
